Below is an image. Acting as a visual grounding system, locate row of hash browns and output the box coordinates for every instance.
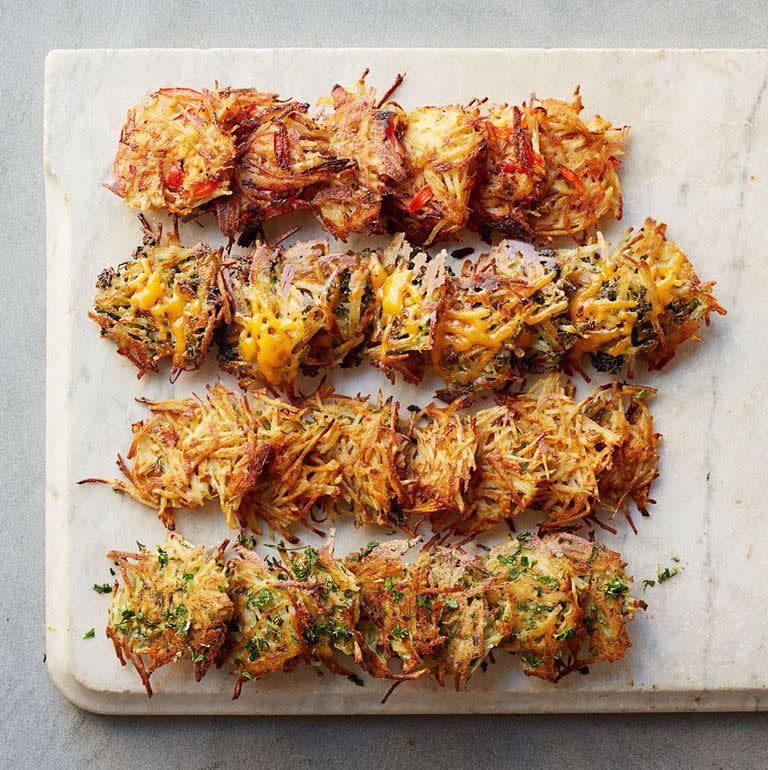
[92,219,724,395]
[90,374,659,539]
[108,78,626,245]
[106,531,640,696]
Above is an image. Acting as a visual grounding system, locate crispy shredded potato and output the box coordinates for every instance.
[225,549,308,687]
[410,374,659,535]
[105,384,273,530]
[218,240,378,391]
[521,219,727,377]
[430,244,557,394]
[107,533,233,697]
[308,391,409,529]
[94,376,659,540]
[217,241,335,391]
[93,224,722,397]
[108,88,234,216]
[345,532,640,688]
[386,105,485,244]
[429,221,722,392]
[90,231,223,377]
[214,90,348,243]
[99,385,411,539]
[110,82,626,244]
[367,234,447,382]
[106,532,639,696]
[527,88,627,242]
[405,401,477,528]
[470,103,545,240]
[312,75,405,240]
[225,534,361,696]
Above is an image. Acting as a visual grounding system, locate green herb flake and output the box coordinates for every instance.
[657,566,680,583]
[384,576,404,603]
[93,583,112,594]
[237,533,258,550]
[359,541,380,559]
[83,628,95,639]
[392,625,409,640]
[603,576,629,598]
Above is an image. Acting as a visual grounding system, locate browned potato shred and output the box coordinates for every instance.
[93,374,658,538]
[108,88,234,216]
[96,219,721,390]
[410,374,660,535]
[108,79,626,244]
[107,532,640,696]
[107,534,233,697]
[90,228,224,377]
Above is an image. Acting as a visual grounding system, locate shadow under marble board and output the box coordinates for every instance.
[45,47,767,714]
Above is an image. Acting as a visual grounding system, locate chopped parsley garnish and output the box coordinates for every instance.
[303,618,352,646]
[83,628,95,639]
[93,583,112,594]
[384,576,404,603]
[291,547,319,581]
[246,636,270,661]
[392,625,410,640]
[537,574,560,590]
[237,533,258,550]
[359,541,380,559]
[603,576,629,598]
[249,589,273,610]
[657,566,680,583]
[157,547,169,566]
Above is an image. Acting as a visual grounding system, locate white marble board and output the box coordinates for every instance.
[45,48,768,713]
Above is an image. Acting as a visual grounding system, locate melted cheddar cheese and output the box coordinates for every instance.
[238,296,304,386]
[127,260,201,357]
[381,271,414,316]
[437,306,521,353]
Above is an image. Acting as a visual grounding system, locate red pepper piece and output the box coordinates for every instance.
[558,165,586,195]
[386,117,398,144]
[191,179,219,200]
[165,164,184,192]
[407,184,433,214]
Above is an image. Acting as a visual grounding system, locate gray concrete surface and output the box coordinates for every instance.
[2,1,767,767]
